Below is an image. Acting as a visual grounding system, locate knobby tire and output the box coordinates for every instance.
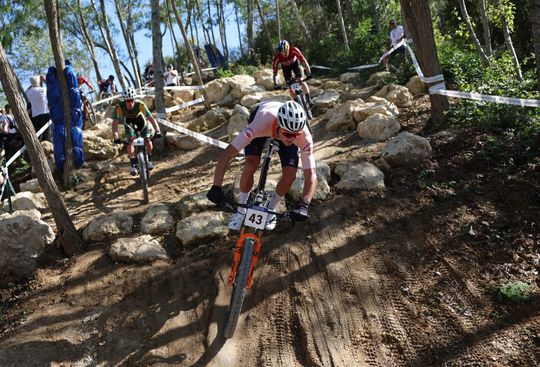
[137,150,149,203]
[83,101,96,130]
[224,237,255,339]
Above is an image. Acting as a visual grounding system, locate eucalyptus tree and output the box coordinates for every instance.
[216,0,229,63]
[400,0,448,126]
[288,0,312,46]
[233,0,244,55]
[254,0,273,52]
[335,0,350,51]
[151,0,165,118]
[458,0,490,65]
[497,1,523,81]
[478,0,493,56]
[72,0,103,81]
[530,0,540,90]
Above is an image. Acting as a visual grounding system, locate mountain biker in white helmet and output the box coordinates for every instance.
[112,87,162,175]
[207,100,317,231]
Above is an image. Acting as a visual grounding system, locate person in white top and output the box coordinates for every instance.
[163,64,179,86]
[207,100,318,231]
[26,75,51,141]
[383,19,406,70]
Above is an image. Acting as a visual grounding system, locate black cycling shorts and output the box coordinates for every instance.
[244,137,299,168]
[282,60,303,83]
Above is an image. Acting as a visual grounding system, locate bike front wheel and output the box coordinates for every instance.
[224,237,255,339]
[83,101,97,130]
[137,150,149,203]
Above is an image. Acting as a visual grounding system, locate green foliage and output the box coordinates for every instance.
[12,157,30,177]
[216,68,234,78]
[70,171,85,188]
[499,282,532,303]
[230,63,259,76]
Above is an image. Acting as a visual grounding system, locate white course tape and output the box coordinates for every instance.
[92,93,120,107]
[312,65,333,70]
[6,120,53,167]
[429,83,540,107]
[348,63,380,71]
[142,85,204,92]
[165,97,205,113]
[348,39,406,71]
[156,116,229,150]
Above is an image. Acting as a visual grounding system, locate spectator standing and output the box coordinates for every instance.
[163,64,179,86]
[383,19,405,70]
[26,75,51,141]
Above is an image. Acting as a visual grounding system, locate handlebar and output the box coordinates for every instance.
[218,200,295,222]
[274,75,312,90]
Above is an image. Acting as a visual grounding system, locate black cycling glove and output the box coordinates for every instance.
[304,73,312,81]
[290,200,310,221]
[113,138,122,145]
[207,185,225,205]
[154,131,162,139]
[273,84,280,90]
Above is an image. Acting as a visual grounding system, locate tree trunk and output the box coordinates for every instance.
[151,0,166,117]
[254,0,274,52]
[247,0,254,58]
[166,0,183,72]
[289,0,312,45]
[478,0,493,56]
[530,0,540,91]
[276,0,281,40]
[195,0,211,45]
[501,11,523,81]
[370,0,379,32]
[344,0,357,30]
[0,40,84,255]
[458,0,490,65]
[113,0,142,88]
[44,0,76,190]
[75,0,102,82]
[335,0,350,51]
[171,0,211,109]
[400,0,449,127]
[234,0,244,55]
[206,0,219,53]
[216,0,229,64]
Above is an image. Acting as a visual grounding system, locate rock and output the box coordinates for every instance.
[83,212,134,242]
[176,191,210,218]
[240,92,266,108]
[335,162,385,191]
[381,132,432,166]
[313,91,341,109]
[216,94,237,107]
[227,114,248,142]
[366,71,393,86]
[19,179,41,193]
[110,235,169,263]
[187,108,230,132]
[375,84,413,107]
[175,211,228,246]
[405,75,426,95]
[340,72,360,83]
[171,89,194,102]
[0,209,54,286]
[352,100,399,124]
[141,204,174,234]
[166,132,201,150]
[3,191,47,211]
[316,162,332,182]
[233,104,250,118]
[288,171,331,202]
[322,80,344,90]
[343,85,381,101]
[205,78,231,103]
[253,68,275,91]
[83,135,122,160]
[230,84,265,100]
[141,95,155,111]
[357,113,401,141]
[325,99,364,131]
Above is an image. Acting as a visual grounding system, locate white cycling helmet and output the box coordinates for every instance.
[122,87,136,100]
[277,100,307,133]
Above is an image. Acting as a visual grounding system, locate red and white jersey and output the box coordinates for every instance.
[272,47,307,73]
[230,101,316,170]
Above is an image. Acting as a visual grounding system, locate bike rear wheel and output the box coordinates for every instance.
[83,101,97,130]
[224,237,255,339]
[137,150,149,203]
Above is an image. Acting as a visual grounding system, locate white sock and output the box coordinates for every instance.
[267,192,283,211]
[238,191,249,214]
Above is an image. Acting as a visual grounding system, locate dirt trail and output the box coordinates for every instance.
[1,97,539,366]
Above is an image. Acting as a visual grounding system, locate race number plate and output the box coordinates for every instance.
[244,206,269,230]
[290,82,301,92]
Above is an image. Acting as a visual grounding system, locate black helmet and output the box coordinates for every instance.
[108,75,115,81]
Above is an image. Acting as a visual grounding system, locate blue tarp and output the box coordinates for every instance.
[46,60,85,170]
[204,44,225,68]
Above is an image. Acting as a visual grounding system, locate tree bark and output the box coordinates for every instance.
[113,0,142,88]
[458,0,490,65]
[254,0,274,52]
[206,0,219,55]
[74,0,102,82]
[501,11,523,81]
[165,0,182,72]
[344,0,357,30]
[370,0,379,33]
[171,0,211,109]
[335,0,350,51]
[530,0,540,91]
[289,0,312,45]
[216,0,229,64]
[247,0,254,58]
[400,0,449,127]
[276,0,281,40]
[234,0,244,55]
[0,40,84,255]
[478,0,493,56]
[151,0,166,117]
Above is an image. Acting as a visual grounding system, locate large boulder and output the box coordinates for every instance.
[233,104,250,118]
[375,84,413,107]
[321,80,344,90]
[109,235,169,263]
[253,68,275,91]
[288,171,331,202]
[240,92,266,108]
[325,99,364,131]
[313,91,341,109]
[0,209,55,286]
[166,131,201,150]
[176,191,209,218]
[171,89,195,102]
[3,191,47,212]
[83,211,134,242]
[230,84,265,100]
[357,113,401,141]
[352,99,399,124]
[83,135,122,160]
[205,78,232,103]
[141,204,174,234]
[340,72,360,83]
[141,95,155,110]
[187,108,230,132]
[405,76,426,95]
[18,179,41,193]
[227,74,257,89]
[366,71,393,86]
[335,162,385,191]
[227,114,248,141]
[381,132,432,166]
[175,211,228,246]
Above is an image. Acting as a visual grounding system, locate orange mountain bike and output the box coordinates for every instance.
[223,138,292,339]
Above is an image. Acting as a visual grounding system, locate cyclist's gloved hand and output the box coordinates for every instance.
[273,84,280,90]
[290,200,310,221]
[207,185,225,205]
[113,138,122,145]
[154,131,162,139]
[304,73,312,81]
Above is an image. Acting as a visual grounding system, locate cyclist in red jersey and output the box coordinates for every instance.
[272,40,313,107]
[77,73,95,93]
